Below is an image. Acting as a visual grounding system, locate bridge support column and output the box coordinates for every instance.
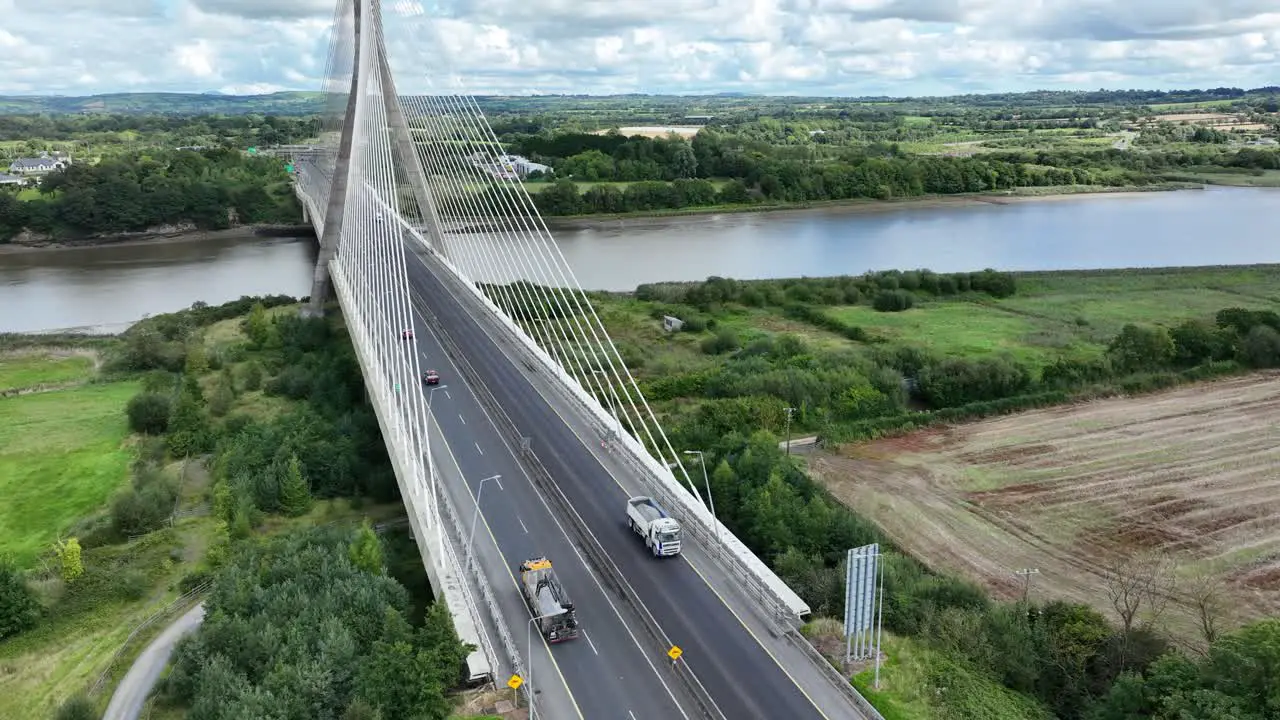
[370,1,450,258]
[304,0,362,318]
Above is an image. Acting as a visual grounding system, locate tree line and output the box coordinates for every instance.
[499,127,1280,216]
[0,148,301,241]
[0,113,316,151]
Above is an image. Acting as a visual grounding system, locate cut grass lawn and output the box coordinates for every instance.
[0,351,96,391]
[0,381,138,566]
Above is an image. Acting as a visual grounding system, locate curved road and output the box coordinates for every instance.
[102,603,205,720]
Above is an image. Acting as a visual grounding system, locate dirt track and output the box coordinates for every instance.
[813,373,1280,642]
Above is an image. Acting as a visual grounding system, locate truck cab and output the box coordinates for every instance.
[626,496,682,557]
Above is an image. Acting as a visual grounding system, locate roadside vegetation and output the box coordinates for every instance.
[494,263,1280,718]
[0,297,476,719]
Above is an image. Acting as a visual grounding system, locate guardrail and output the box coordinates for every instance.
[413,288,725,720]
[429,426,529,707]
[406,234,807,628]
[408,240,883,717]
[89,582,211,696]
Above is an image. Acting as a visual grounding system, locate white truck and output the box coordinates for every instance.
[625,496,682,557]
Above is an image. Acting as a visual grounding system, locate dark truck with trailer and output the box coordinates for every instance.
[518,557,579,643]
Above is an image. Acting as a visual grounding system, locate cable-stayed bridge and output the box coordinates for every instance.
[291,1,882,718]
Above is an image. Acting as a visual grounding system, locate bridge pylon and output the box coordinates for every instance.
[304,0,447,317]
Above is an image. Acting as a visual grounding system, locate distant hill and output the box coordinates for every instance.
[0,92,327,115]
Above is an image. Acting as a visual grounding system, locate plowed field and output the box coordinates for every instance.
[813,373,1280,640]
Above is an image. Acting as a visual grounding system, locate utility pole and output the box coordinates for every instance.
[1015,568,1040,602]
[783,406,796,455]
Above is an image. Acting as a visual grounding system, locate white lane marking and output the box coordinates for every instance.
[411,306,586,720]
[405,260,691,720]
[444,390,452,399]
[517,514,529,534]
[583,630,600,656]
[424,266,831,720]
[494,476,505,491]
[629,712,637,720]
[459,414,467,425]
[474,442,484,455]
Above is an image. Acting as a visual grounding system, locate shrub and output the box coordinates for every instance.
[701,329,741,355]
[54,694,96,720]
[126,392,172,434]
[1241,325,1280,368]
[0,561,39,641]
[872,289,915,312]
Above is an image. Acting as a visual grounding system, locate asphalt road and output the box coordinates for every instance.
[102,603,206,720]
[402,242,829,720]
[386,281,692,719]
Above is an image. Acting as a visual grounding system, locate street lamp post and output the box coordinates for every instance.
[527,612,558,720]
[783,406,796,455]
[682,450,719,545]
[465,475,502,570]
[427,384,449,416]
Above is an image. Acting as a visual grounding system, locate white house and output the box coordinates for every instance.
[8,152,70,176]
[0,172,25,186]
[468,151,552,180]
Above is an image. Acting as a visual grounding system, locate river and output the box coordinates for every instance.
[1,187,1277,334]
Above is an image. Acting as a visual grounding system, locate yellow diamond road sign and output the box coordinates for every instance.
[667,645,683,661]
[508,674,523,690]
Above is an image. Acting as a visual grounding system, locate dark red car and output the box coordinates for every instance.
[401,328,414,340]
[422,370,440,385]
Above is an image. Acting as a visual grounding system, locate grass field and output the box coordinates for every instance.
[0,380,137,566]
[0,350,97,391]
[813,372,1280,644]
[590,265,1280,381]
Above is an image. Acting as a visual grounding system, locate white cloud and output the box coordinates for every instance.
[0,0,1277,97]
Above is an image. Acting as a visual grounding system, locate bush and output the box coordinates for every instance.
[54,694,97,720]
[701,329,741,355]
[872,289,915,312]
[126,392,172,434]
[1241,325,1280,368]
[0,561,39,641]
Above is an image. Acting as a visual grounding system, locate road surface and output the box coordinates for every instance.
[403,240,836,720]
[102,602,205,720]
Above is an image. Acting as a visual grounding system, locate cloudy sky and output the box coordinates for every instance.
[0,0,1276,97]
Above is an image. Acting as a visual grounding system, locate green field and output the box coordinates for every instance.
[0,381,137,566]
[0,352,96,391]
[828,302,1096,367]
[589,265,1280,387]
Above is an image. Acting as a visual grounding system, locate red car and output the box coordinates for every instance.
[401,328,414,340]
[422,370,440,385]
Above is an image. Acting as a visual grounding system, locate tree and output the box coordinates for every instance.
[1104,553,1174,671]
[349,521,384,575]
[279,454,312,517]
[1241,325,1280,368]
[1186,571,1226,647]
[0,560,39,640]
[1107,324,1174,374]
[56,538,84,584]
[242,302,270,349]
[126,391,171,434]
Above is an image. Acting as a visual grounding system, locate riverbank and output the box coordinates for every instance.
[543,182,1204,229]
[0,224,314,255]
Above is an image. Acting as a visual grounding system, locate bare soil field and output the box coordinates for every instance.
[812,373,1280,643]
